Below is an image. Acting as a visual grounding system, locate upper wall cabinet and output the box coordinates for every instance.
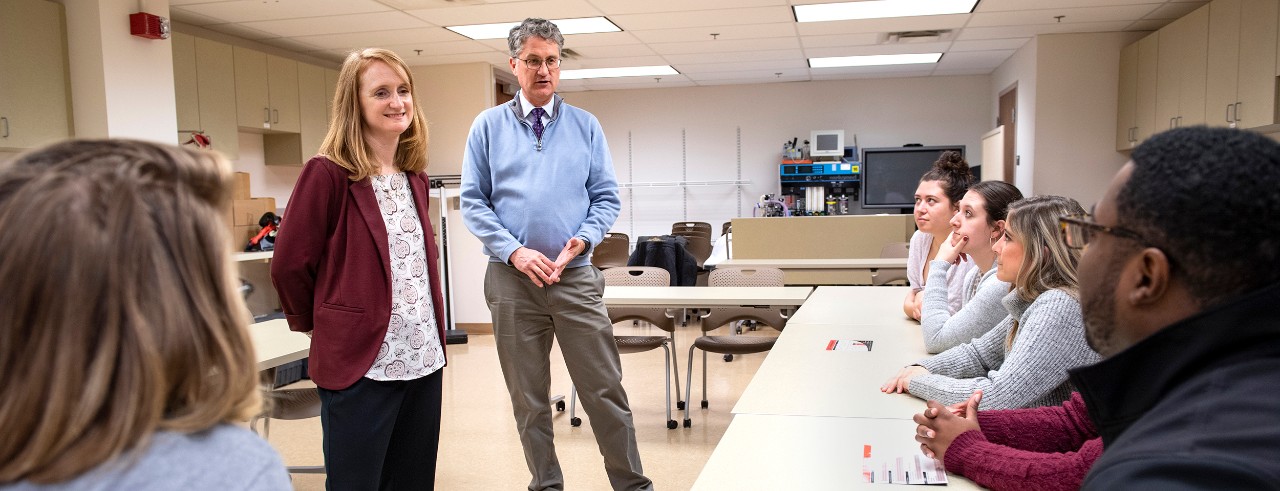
[234,47,300,133]
[1117,32,1160,150]
[1207,0,1279,128]
[171,34,240,159]
[264,62,329,165]
[1155,5,1209,131]
[0,0,72,150]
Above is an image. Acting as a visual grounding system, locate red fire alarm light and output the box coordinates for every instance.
[129,12,169,40]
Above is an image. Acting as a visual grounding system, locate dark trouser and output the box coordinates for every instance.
[317,369,443,491]
[484,263,652,491]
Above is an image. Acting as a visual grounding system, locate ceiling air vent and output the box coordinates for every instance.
[882,29,953,44]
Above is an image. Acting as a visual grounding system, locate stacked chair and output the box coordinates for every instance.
[872,241,910,286]
[591,231,631,270]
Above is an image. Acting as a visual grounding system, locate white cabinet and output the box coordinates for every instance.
[172,34,240,159]
[234,47,300,133]
[1155,5,1210,131]
[1135,32,1161,145]
[263,62,329,166]
[1208,0,1279,128]
[1117,42,1139,150]
[0,0,72,150]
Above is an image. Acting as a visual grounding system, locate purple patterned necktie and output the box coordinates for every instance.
[530,107,545,140]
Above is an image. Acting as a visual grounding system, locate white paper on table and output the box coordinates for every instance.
[861,446,949,485]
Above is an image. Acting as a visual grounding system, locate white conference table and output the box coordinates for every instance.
[716,257,908,270]
[234,250,274,262]
[250,318,311,371]
[692,414,982,490]
[785,285,915,325]
[732,323,931,419]
[602,285,813,308]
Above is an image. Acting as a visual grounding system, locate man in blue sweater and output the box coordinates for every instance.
[460,18,651,491]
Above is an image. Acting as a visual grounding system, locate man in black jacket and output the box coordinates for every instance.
[1063,126,1280,489]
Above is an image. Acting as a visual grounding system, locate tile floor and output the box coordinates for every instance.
[261,320,779,490]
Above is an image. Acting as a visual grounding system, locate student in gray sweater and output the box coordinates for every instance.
[883,196,1101,409]
[0,140,289,489]
[920,181,1023,353]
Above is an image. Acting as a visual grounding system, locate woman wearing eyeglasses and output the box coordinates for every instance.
[903,151,978,321]
[882,195,1101,410]
[919,181,1023,353]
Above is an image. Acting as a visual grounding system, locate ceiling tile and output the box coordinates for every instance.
[795,14,968,36]
[261,37,323,53]
[799,33,886,49]
[976,0,1162,12]
[405,50,510,67]
[932,68,998,76]
[290,27,463,50]
[170,0,242,5]
[583,0,786,15]
[1125,19,1169,31]
[169,8,224,26]
[242,11,434,38]
[564,55,671,69]
[583,74,692,86]
[935,49,1015,70]
[674,58,810,74]
[685,70,810,82]
[949,38,1031,52]
[803,42,952,59]
[810,68,934,80]
[204,23,277,40]
[957,21,1133,40]
[179,0,393,23]
[567,44,659,59]
[404,0,602,26]
[563,31,645,48]
[662,48,803,65]
[610,7,793,31]
[629,23,796,44]
[1143,1,1209,19]
[969,4,1159,27]
[648,37,802,56]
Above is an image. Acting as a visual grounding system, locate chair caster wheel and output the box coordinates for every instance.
[682,419,692,428]
[724,354,734,362]
[701,400,709,409]
[555,400,565,412]
[667,420,677,429]
[677,401,685,410]
[570,417,581,427]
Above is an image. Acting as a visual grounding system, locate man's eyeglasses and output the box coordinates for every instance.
[1058,214,1148,250]
[517,57,560,71]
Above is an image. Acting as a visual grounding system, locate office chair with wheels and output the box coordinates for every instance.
[250,370,325,475]
[567,266,683,429]
[683,267,788,428]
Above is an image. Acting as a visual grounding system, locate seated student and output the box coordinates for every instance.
[912,390,1102,491]
[914,126,1280,489]
[881,195,1101,409]
[921,181,1023,353]
[0,140,291,490]
[903,151,978,320]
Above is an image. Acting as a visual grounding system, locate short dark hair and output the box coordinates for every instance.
[920,150,974,207]
[1122,126,1280,307]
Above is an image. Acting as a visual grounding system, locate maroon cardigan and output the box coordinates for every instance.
[270,156,447,390]
[943,392,1103,490]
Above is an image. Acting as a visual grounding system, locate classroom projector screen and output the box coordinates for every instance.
[860,146,965,209]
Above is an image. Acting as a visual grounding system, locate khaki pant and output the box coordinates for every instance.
[484,263,652,491]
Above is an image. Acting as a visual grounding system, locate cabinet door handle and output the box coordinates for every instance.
[1,117,8,138]
[263,107,270,123]
[272,109,279,124]
[1234,102,1242,123]
[1176,116,1182,127]
[1227,104,1235,124]
[1128,127,1135,143]
[1170,117,1176,129]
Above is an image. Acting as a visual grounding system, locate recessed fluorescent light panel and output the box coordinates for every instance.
[447,17,621,40]
[794,0,979,23]
[560,65,679,80]
[809,53,942,68]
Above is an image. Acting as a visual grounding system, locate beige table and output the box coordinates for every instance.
[233,250,274,262]
[716,257,908,285]
[731,323,931,420]
[250,318,310,371]
[602,285,812,308]
[786,285,914,325]
[693,414,982,490]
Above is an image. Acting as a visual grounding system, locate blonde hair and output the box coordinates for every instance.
[320,48,429,182]
[0,140,261,483]
[1003,195,1085,349]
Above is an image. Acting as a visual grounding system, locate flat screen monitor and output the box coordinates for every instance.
[810,129,845,158]
[860,145,965,209]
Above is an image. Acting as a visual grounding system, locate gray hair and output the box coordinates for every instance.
[507,18,564,58]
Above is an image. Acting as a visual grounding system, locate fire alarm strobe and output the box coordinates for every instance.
[129,12,170,40]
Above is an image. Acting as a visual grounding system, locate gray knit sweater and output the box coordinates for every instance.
[908,288,1101,409]
[920,260,1010,353]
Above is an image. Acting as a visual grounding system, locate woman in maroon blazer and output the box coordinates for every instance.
[271,48,447,490]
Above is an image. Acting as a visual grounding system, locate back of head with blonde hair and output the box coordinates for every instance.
[0,139,261,484]
[321,48,429,181]
[1003,195,1086,348]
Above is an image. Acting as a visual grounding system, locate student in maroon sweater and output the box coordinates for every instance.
[913,389,1102,490]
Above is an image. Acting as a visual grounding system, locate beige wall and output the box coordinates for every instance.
[991,37,1038,195]
[1032,32,1144,207]
[566,75,992,240]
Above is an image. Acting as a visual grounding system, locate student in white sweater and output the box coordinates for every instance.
[904,151,977,320]
[920,181,1024,353]
[882,196,1101,410]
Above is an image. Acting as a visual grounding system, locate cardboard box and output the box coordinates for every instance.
[233,197,276,226]
[233,224,259,248]
[232,172,251,200]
